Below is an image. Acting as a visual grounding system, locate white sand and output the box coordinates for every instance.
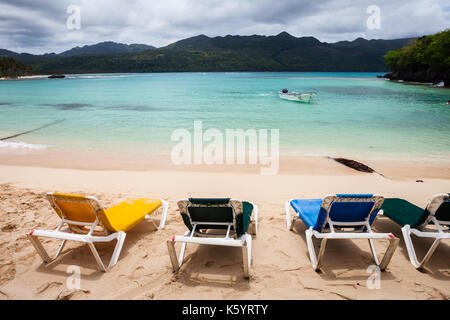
[0,162,449,300]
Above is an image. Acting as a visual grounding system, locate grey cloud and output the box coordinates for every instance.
[0,0,448,54]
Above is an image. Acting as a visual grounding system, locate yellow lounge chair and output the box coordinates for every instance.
[27,192,169,271]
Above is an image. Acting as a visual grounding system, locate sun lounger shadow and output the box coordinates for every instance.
[35,219,161,279]
[172,241,253,288]
[34,220,160,281]
[167,198,258,279]
[291,221,397,281]
[374,216,450,279]
[29,193,168,274]
[286,194,399,276]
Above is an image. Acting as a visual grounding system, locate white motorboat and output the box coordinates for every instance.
[278,90,317,103]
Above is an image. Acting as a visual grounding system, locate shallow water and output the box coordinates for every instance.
[0,72,449,161]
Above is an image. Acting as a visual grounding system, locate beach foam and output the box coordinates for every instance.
[66,74,131,79]
[0,140,47,149]
[303,152,333,157]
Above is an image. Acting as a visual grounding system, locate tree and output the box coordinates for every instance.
[384,29,449,85]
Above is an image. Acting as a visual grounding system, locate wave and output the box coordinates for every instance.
[303,152,333,157]
[0,140,47,149]
[66,75,131,79]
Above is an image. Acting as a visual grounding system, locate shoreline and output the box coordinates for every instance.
[0,148,450,179]
[0,71,384,80]
[379,73,449,89]
[0,75,49,81]
[2,72,448,91]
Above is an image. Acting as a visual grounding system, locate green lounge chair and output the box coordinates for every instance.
[167,198,258,278]
[381,193,450,269]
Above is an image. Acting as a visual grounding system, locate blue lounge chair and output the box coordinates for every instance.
[285,194,399,271]
[381,193,450,270]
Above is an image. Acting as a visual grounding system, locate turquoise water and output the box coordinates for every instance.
[0,72,449,160]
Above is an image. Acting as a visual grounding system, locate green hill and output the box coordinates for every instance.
[0,41,154,63]
[2,32,415,74]
[59,41,155,57]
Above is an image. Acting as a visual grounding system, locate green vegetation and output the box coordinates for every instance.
[26,33,412,74]
[384,29,449,86]
[0,57,32,77]
[0,33,416,74]
[59,41,155,57]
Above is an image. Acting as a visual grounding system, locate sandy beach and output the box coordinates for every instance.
[0,156,449,300]
[1,0,449,305]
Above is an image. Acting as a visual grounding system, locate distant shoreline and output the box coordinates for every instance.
[0,71,396,81]
[380,77,450,89]
[2,72,449,89]
[0,75,49,80]
[1,71,384,81]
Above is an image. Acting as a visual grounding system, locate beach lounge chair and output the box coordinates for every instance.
[27,192,169,272]
[381,193,450,270]
[167,198,258,278]
[285,194,399,271]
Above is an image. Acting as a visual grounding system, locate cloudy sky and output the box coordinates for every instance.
[1,0,449,54]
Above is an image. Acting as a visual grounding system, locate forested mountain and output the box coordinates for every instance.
[59,41,155,56]
[1,33,414,73]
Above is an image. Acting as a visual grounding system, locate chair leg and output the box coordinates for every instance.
[316,238,327,271]
[248,221,257,236]
[306,227,327,271]
[54,240,67,260]
[420,239,441,269]
[158,200,169,229]
[242,246,249,278]
[290,216,296,231]
[402,225,440,270]
[149,220,159,230]
[27,234,51,263]
[305,228,398,272]
[285,202,292,230]
[242,235,252,278]
[246,234,252,268]
[167,231,191,273]
[368,239,380,266]
[250,204,258,235]
[167,240,180,272]
[107,231,126,269]
[378,237,399,271]
[179,242,187,266]
[178,230,191,266]
[88,242,107,272]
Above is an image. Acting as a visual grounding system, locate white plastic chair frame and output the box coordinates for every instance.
[285,195,399,272]
[27,193,169,272]
[167,199,258,278]
[396,193,449,270]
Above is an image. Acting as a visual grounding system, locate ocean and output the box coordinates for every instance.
[0,72,449,161]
